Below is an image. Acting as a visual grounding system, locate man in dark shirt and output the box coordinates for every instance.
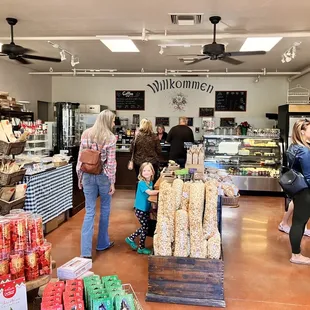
[166,117,194,168]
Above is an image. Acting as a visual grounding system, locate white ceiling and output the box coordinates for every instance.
[0,0,310,72]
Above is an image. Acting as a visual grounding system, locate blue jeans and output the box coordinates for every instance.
[81,173,111,257]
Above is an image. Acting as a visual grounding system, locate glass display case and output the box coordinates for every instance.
[203,134,283,192]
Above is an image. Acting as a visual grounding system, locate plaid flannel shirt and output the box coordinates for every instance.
[77,129,117,184]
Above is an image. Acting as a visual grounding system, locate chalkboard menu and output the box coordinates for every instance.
[115,90,145,110]
[215,91,247,112]
[199,107,214,117]
[155,117,169,126]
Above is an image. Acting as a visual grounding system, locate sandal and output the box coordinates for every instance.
[125,237,138,250]
[96,241,114,252]
[137,248,152,255]
[278,223,290,234]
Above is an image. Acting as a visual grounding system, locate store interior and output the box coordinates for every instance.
[1,1,310,309]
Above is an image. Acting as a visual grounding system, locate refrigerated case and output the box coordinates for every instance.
[278,104,310,164]
[54,102,84,215]
[204,134,282,192]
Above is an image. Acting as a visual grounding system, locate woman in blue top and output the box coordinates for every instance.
[287,119,310,265]
[125,162,159,255]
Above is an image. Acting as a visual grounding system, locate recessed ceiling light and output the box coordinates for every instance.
[240,37,282,52]
[99,38,139,52]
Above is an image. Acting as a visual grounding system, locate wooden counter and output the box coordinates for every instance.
[115,151,137,190]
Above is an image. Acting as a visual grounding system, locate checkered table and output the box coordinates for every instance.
[23,164,73,224]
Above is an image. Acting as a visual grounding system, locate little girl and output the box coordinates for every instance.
[125,162,159,255]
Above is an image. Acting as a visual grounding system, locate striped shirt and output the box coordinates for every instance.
[76,128,117,184]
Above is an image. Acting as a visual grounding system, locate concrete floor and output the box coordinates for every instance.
[47,190,310,310]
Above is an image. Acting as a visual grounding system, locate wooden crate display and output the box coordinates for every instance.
[146,196,225,307]
[146,255,225,308]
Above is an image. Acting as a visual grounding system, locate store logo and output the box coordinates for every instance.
[147,79,214,94]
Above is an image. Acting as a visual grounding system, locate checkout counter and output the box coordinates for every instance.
[115,142,170,190]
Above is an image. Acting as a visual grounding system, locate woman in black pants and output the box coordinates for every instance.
[287,119,310,265]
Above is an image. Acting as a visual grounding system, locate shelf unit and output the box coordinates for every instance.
[203,134,282,192]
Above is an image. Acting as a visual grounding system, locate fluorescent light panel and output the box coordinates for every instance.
[240,37,282,52]
[100,39,139,52]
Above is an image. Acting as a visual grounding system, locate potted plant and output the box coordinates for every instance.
[239,121,250,135]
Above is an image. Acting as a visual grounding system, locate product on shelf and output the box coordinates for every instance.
[24,248,39,281]
[0,253,9,277]
[174,209,190,257]
[172,178,183,209]
[186,144,204,165]
[207,231,221,259]
[38,242,52,276]
[0,219,10,255]
[5,215,26,251]
[181,182,190,212]
[9,251,24,280]
[27,214,44,248]
[57,257,92,280]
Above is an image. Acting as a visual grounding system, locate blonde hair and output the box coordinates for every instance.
[138,162,155,182]
[179,117,188,125]
[291,119,310,148]
[139,119,153,135]
[89,110,115,144]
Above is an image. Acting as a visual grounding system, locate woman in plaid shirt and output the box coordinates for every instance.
[77,110,116,259]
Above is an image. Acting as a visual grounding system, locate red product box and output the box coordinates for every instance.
[66,279,83,288]
[43,286,64,295]
[45,281,65,291]
[41,295,62,305]
[63,296,84,305]
[41,304,63,310]
[64,301,84,310]
[63,292,83,301]
[65,286,83,293]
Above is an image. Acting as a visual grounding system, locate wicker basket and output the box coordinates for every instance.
[0,140,26,156]
[0,196,26,215]
[0,169,26,186]
[222,194,240,207]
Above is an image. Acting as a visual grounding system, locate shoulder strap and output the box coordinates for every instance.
[290,149,299,168]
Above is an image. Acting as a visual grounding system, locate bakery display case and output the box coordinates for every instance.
[203,135,282,192]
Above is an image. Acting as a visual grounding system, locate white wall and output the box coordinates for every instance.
[0,59,52,119]
[52,76,288,138]
[289,73,310,89]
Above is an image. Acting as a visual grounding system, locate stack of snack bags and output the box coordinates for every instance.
[41,281,66,310]
[0,209,52,282]
[84,274,136,310]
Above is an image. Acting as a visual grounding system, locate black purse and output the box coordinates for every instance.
[279,150,309,197]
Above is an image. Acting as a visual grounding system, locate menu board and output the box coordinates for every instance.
[116,90,145,110]
[199,107,214,117]
[215,91,247,111]
[155,117,170,126]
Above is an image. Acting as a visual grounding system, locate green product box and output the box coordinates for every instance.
[101,275,119,285]
[109,289,126,304]
[84,275,100,284]
[85,283,104,308]
[92,296,113,310]
[114,294,136,310]
[104,280,122,289]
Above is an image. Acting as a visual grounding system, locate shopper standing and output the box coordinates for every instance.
[166,117,194,168]
[77,110,116,259]
[125,162,159,255]
[130,119,161,184]
[287,119,310,265]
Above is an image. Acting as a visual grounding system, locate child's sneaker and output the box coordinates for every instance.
[137,248,152,255]
[125,237,138,250]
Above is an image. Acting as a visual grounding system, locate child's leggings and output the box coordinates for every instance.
[130,209,149,249]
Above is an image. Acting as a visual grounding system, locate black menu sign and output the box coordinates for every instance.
[115,90,145,110]
[215,91,247,112]
[155,117,170,126]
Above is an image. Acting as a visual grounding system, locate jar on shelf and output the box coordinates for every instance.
[10,209,25,215]
[24,249,39,281]
[0,253,9,277]
[38,242,52,276]
[4,215,26,251]
[10,251,24,280]
[27,215,44,249]
[0,219,10,256]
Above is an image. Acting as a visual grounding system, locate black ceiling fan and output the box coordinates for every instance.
[0,17,61,64]
[169,16,266,65]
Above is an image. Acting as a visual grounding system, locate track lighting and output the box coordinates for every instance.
[71,55,79,67]
[60,50,66,61]
[49,67,53,72]
[159,46,164,55]
[281,42,301,63]
[254,75,260,83]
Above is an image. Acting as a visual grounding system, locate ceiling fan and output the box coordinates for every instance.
[0,17,61,64]
[169,16,266,65]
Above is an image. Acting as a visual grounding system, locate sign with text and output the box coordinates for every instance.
[147,79,214,94]
[115,90,145,110]
[215,91,247,111]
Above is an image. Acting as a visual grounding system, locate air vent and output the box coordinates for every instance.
[170,13,204,25]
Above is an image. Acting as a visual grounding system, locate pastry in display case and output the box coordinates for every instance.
[203,134,282,192]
